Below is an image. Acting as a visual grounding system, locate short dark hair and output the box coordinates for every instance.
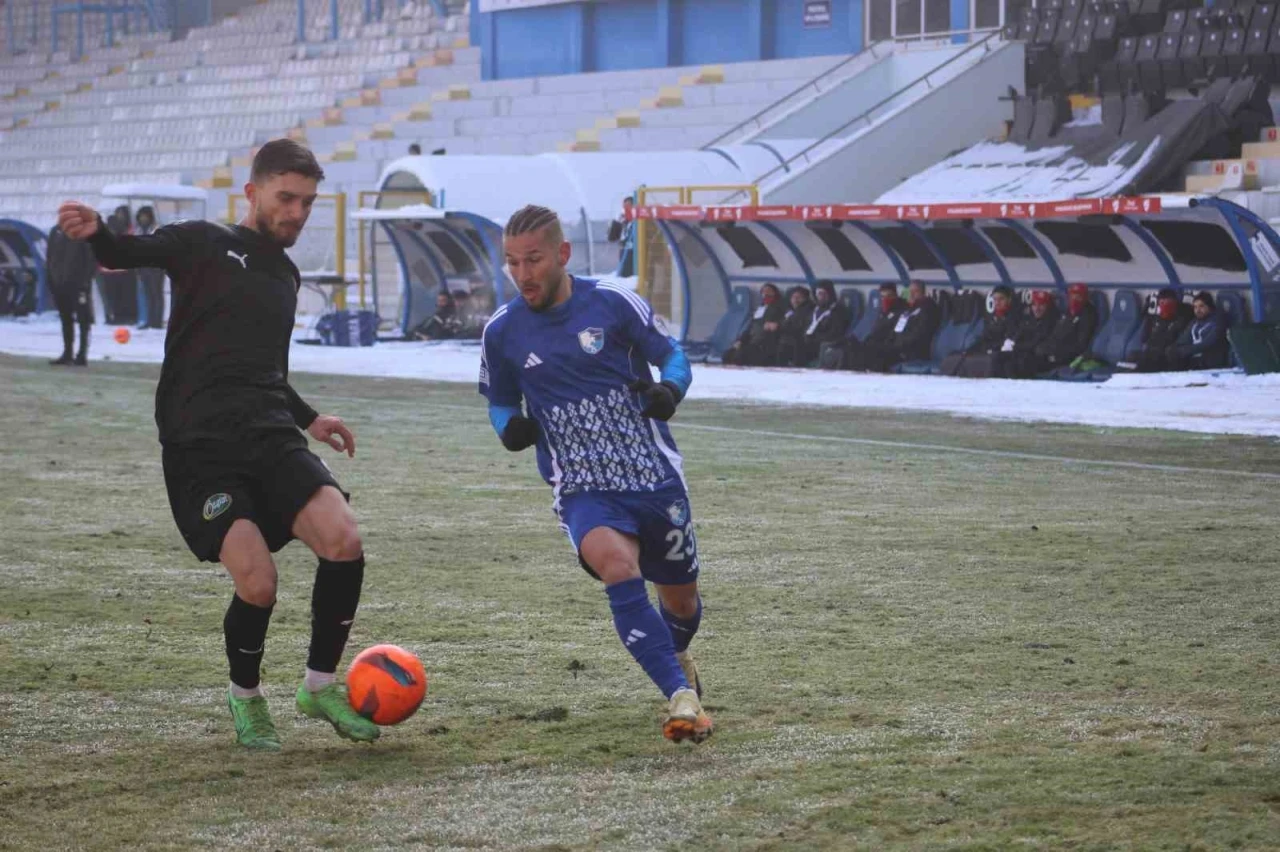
[251,139,325,185]
[505,205,563,244]
[879,282,898,292]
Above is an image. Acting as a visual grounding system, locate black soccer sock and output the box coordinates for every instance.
[306,556,365,674]
[224,594,274,690]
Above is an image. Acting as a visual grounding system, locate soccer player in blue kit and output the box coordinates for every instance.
[479,205,713,743]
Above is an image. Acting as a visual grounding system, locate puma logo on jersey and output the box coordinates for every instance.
[226,250,249,269]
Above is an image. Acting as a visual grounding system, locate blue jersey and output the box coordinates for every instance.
[479,278,686,498]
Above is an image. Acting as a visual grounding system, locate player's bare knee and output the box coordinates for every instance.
[240,572,277,607]
[315,522,362,562]
[658,588,699,619]
[594,556,641,585]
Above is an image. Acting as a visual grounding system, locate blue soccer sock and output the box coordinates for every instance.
[606,577,689,699]
[659,596,702,653]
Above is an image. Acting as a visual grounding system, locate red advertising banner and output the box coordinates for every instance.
[623,197,1162,222]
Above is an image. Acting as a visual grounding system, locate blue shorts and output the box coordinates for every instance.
[555,486,700,586]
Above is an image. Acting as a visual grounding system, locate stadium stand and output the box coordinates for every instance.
[1,0,470,227]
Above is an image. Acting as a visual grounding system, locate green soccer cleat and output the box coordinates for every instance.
[227,689,282,751]
[295,683,380,743]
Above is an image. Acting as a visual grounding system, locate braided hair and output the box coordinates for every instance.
[504,205,563,245]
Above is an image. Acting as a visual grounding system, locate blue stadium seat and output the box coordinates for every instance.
[1092,288,1143,363]
[839,288,863,329]
[851,287,886,340]
[1053,288,1140,381]
[702,286,754,363]
[1216,290,1246,326]
[1262,289,1280,322]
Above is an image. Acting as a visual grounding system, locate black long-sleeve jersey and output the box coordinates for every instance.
[86,219,318,444]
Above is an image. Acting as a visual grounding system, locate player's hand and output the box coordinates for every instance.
[57,201,100,240]
[629,376,681,421]
[308,415,356,457]
[500,416,539,452]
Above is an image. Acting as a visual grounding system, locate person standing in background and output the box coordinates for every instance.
[99,205,138,326]
[45,222,97,366]
[135,206,166,330]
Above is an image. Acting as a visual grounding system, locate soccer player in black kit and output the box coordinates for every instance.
[57,140,378,750]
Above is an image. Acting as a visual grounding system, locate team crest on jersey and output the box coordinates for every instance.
[578,327,605,355]
[667,500,689,527]
[202,493,232,522]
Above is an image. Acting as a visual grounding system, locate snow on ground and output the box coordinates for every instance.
[3,316,1279,437]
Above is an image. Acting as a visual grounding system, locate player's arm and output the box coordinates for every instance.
[58,201,193,273]
[488,402,538,452]
[606,286,691,421]
[630,343,690,421]
[282,338,355,457]
[479,315,537,451]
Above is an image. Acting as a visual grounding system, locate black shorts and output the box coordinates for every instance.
[162,433,345,563]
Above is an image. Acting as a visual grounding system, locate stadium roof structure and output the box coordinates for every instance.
[100,184,209,203]
[374,145,787,233]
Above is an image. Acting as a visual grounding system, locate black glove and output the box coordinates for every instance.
[500,416,539,452]
[629,376,682,421]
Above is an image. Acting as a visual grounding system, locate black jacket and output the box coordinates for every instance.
[806,300,850,345]
[1014,305,1059,352]
[45,225,97,293]
[969,310,1020,355]
[780,298,815,343]
[739,298,787,347]
[889,297,941,361]
[1036,302,1097,364]
[1132,312,1190,359]
[87,219,317,444]
[864,298,907,347]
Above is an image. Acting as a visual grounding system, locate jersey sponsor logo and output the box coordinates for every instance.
[202,492,232,521]
[577,327,604,355]
[226,250,249,269]
[667,499,689,527]
[524,352,543,369]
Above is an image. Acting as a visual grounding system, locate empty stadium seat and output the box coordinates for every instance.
[704,286,754,363]
[1263,289,1280,321]
[1090,288,1143,365]
[839,288,864,328]
[851,289,886,341]
[1216,290,1247,327]
[1030,95,1072,145]
[1009,94,1035,143]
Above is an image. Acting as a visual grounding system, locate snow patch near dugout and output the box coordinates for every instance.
[2,315,1278,437]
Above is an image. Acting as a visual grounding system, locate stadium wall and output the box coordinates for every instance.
[472,0,869,80]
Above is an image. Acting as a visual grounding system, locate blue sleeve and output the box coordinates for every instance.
[603,284,675,366]
[659,341,692,400]
[478,314,522,407]
[488,403,522,438]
